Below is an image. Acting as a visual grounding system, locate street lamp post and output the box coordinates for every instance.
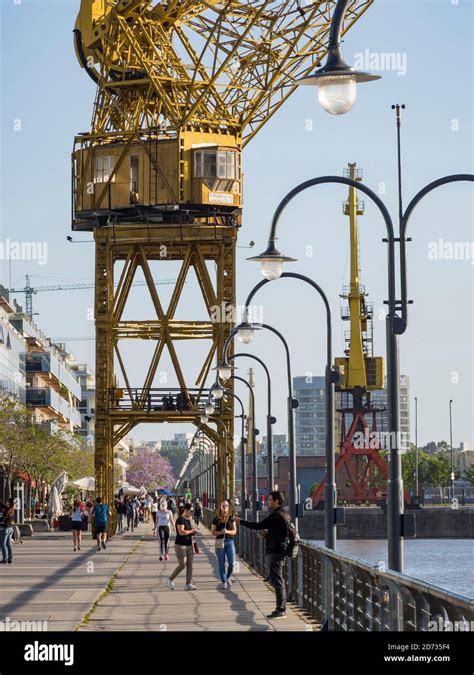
[200,415,229,502]
[244,272,338,548]
[224,352,277,494]
[196,431,217,508]
[293,0,472,572]
[449,399,454,503]
[207,386,248,518]
[414,396,419,505]
[211,376,259,521]
[248,175,404,568]
[217,322,299,523]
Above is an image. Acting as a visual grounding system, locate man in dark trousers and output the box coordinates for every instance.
[234,491,290,619]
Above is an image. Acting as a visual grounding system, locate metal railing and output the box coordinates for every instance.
[205,506,474,632]
[109,387,210,412]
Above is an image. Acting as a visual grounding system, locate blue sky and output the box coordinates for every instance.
[0,0,472,448]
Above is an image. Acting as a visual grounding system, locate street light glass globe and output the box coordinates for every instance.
[205,403,214,415]
[260,258,283,280]
[318,76,357,115]
[218,365,232,381]
[212,386,224,400]
[200,414,209,424]
[238,327,254,344]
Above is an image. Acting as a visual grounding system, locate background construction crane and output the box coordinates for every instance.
[72,0,374,524]
[312,163,410,507]
[10,275,176,319]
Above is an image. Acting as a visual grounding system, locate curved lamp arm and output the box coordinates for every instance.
[400,174,474,323]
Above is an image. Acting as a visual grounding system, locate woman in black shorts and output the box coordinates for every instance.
[70,500,84,551]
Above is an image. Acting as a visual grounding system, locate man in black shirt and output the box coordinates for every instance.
[235,491,290,619]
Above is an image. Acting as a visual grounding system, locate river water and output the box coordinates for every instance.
[310,539,474,598]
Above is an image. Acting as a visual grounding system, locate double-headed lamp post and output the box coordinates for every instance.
[215,352,276,495]
[243,273,339,549]
[216,321,299,523]
[210,376,259,521]
[247,175,403,568]
[199,413,229,503]
[207,384,248,517]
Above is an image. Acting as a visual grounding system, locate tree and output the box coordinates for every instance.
[17,426,94,518]
[0,392,36,500]
[0,391,94,514]
[425,453,452,500]
[463,466,474,486]
[127,450,174,491]
[401,449,431,492]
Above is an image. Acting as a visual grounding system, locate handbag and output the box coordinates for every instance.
[215,519,226,550]
[193,539,201,555]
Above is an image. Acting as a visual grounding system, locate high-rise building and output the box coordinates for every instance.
[69,361,96,445]
[9,311,82,434]
[370,375,411,451]
[0,287,26,401]
[294,373,411,456]
[260,434,288,457]
[68,360,129,478]
[293,376,326,456]
[160,433,195,452]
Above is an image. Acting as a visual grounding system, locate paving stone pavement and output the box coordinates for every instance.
[0,527,140,631]
[0,524,315,632]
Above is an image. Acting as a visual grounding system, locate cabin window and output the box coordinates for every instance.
[94,155,116,183]
[194,149,237,180]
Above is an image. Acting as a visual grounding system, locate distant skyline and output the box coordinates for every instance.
[0,0,472,448]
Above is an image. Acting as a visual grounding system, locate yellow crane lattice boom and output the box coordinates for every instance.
[75,0,373,142]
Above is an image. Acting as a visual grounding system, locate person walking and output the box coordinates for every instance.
[70,500,85,551]
[194,499,202,528]
[134,496,140,527]
[125,496,135,532]
[151,497,158,533]
[234,491,291,619]
[157,500,175,561]
[0,498,15,564]
[211,500,236,589]
[167,497,176,517]
[116,497,126,533]
[167,503,198,591]
[144,495,152,524]
[91,497,111,551]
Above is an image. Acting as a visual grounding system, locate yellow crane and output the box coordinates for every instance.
[72,0,374,524]
[313,163,392,505]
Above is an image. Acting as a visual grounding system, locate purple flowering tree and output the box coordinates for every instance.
[127,450,175,491]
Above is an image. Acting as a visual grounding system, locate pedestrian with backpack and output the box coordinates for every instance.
[234,490,298,619]
[125,496,135,532]
[91,497,111,551]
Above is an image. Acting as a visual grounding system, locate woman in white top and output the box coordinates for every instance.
[157,500,175,561]
[151,498,158,533]
[70,500,84,552]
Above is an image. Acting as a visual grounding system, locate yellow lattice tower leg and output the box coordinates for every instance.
[94,233,117,535]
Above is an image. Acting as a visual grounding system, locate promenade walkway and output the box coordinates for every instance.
[0,524,314,632]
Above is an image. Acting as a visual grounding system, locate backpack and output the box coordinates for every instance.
[279,512,300,558]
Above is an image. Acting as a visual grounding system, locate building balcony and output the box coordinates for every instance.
[21,352,81,400]
[39,419,60,435]
[26,387,81,427]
